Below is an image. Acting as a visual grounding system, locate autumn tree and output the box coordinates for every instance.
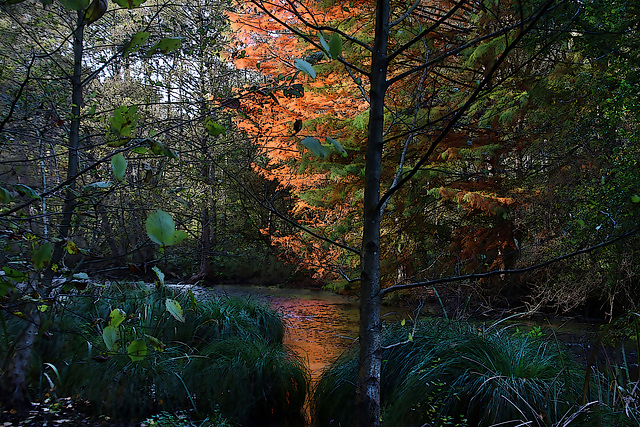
[228,0,620,425]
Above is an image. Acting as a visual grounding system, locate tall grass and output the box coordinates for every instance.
[7,282,307,424]
[314,320,587,427]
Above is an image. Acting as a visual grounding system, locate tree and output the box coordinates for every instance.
[229,0,609,425]
[0,0,212,407]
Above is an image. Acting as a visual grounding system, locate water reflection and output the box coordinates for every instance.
[212,286,361,380]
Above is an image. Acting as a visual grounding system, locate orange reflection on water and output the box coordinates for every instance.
[271,297,359,381]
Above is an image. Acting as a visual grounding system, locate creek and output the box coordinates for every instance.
[175,284,602,378]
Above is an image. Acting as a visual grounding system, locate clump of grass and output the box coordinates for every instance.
[313,320,587,427]
[22,283,307,424]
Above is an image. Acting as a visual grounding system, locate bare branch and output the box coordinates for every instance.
[380,225,640,296]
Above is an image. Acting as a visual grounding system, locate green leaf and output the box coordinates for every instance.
[111,153,128,181]
[2,267,27,282]
[132,146,147,154]
[108,308,126,328]
[83,181,111,191]
[16,184,40,199]
[0,280,15,297]
[173,229,188,245]
[283,84,304,98]
[32,242,53,270]
[166,298,185,322]
[58,0,89,10]
[147,139,177,159]
[102,325,119,351]
[408,332,413,342]
[127,339,147,362]
[301,137,329,158]
[329,33,343,59]
[188,290,198,314]
[0,186,14,203]
[152,266,165,286]
[319,33,331,58]
[123,31,150,57]
[112,0,146,8]
[205,119,226,137]
[146,38,182,57]
[327,137,347,156]
[632,195,640,203]
[294,59,316,79]
[108,105,139,145]
[146,209,177,246]
[401,319,406,326]
[145,334,165,352]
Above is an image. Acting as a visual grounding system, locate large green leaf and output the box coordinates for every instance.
[294,59,316,79]
[327,137,347,157]
[147,139,178,159]
[107,105,139,146]
[301,136,329,158]
[205,119,226,137]
[165,298,185,322]
[319,33,331,57]
[111,153,128,181]
[127,339,147,362]
[0,186,14,203]
[146,209,177,246]
[32,242,53,270]
[111,0,146,8]
[102,325,119,351]
[329,33,343,59]
[145,334,165,352]
[146,38,182,57]
[16,184,40,199]
[107,308,126,328]
[152,266,165,286]
[123,31,150,57]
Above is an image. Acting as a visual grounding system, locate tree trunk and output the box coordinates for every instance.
[1,12,85,410]
[356,1,389,426]
[45,12,84,286]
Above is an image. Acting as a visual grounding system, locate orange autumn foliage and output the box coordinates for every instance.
[228,0,528,283]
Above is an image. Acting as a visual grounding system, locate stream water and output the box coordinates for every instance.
[207,285,365,379]
[175,284,605,378]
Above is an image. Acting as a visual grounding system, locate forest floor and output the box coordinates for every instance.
[0,397,127,426]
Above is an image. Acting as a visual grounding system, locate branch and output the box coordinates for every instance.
[387,0,468,63]
[380,225,640,296]
[244,0,370,76]
[0,145,135,218]
[389,0,421,28]
[378,0,558,213]
[208,157,360,255]
[0,54,35,133]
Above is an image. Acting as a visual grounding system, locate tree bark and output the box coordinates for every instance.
[356,1,389,426]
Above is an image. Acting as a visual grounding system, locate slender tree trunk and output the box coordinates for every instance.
[1,12,84,410]
[356,1,389,426]
[45,13,84,286]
